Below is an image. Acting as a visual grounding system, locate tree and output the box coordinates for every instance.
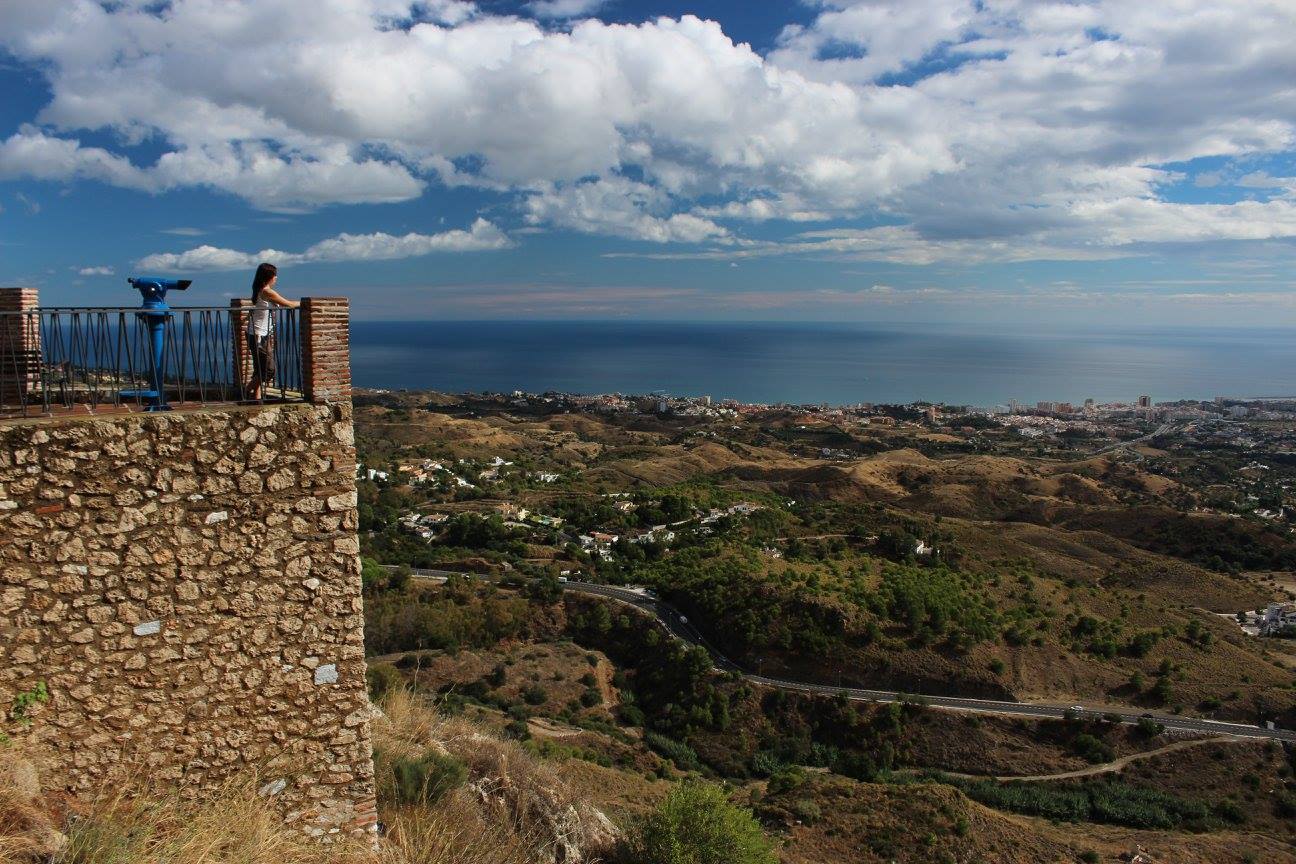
[627,782,776,864]
[360,556,388,592]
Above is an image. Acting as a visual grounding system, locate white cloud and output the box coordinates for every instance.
[136,217,512,271]
[524,178,730,243]
[161,227,206,236]
[76,265,114,276]
[0,0,1294,258]
[0,127,152,190]
[0,126,423,210]
[527,0,609,20]
[772,0,983,84]
[1236,171,1296,190]
[13,191,40,214]
[694,197,830,223]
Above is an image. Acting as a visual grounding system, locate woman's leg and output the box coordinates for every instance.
[246,333,264,400]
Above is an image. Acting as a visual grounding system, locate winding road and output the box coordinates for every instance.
[393,566,1296,744]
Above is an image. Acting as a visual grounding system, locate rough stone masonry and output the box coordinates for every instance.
[0,401,377,837]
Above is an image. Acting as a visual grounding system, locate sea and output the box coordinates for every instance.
[350,320,1296,408]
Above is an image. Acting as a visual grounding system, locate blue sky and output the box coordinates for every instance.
[1,0,1294,325]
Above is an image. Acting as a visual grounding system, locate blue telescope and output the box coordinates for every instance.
[122,277,192,410]
[128,276,191,308]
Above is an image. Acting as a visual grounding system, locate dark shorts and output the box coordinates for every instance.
[247,332,276,382]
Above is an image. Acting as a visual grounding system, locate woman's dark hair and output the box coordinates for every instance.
[251,262,278,299]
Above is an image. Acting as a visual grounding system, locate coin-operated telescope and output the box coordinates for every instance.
[121,277,191,411]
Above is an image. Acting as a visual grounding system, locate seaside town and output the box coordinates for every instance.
[356,387,1296,581]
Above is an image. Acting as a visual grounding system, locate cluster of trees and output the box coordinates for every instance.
[640,544,850,657]
[954,778,1235,831]
[357,478,420,533]
[869,565,999,650]
[736,689,928,783]
[363,577,533,655]
[437,513,530,556]
[565,595,730,737]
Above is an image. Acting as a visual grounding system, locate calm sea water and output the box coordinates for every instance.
[351,320,1296,407]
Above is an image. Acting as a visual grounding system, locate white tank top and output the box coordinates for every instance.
[248,297,273,337]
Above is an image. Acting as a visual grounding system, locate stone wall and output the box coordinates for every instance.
[0,401,376,838]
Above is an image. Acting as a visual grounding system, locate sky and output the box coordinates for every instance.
[0,0,1294,326]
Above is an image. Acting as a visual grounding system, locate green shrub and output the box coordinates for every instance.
[957,778,1214,831]
[387,750,467,806]
[1135,717,1163,738]
[645,732,702,772]
[1070,733,1114,764]
[619,703,646,727]
[791,798,821,825]
[766,767,806,795]
[1079,852,1099,864]
[360,556,388,591]
[627,782,776,864]
[365,663,403,701]
[522,684,549,705]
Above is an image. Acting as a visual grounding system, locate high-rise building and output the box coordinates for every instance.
[1084,398,1095,411]
[1137,394,1152,408]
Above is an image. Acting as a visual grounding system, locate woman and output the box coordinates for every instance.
[246,262,299,400]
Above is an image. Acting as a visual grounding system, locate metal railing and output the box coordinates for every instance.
[0,306,302,418]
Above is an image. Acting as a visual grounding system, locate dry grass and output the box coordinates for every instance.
[1,690,616,864]
[0,744,373,864]
[374,690,618,864]
[0,747,63,863]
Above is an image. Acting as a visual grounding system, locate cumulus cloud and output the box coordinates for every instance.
[0,126,423,210]
[76,265,114,276]
[0,0,1294,257]
[137,218,513,271]
[524,177,730,243]
[1236,171,1296,190]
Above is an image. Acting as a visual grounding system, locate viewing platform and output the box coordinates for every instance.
[0,285,375,838]
[0,287,351,421]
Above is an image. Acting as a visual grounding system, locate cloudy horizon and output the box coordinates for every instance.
[1,0,1293,325]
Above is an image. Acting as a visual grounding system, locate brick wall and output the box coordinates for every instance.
[230,297,253,392]
[0,402,377,838]
[0,288,40,407]
[302,298,351,404]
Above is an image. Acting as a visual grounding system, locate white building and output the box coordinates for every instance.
[1261,603,1296,635]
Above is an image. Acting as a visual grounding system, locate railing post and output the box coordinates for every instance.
[301,297,351,403]
[230,298,252,397]
[0,287,40,409]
